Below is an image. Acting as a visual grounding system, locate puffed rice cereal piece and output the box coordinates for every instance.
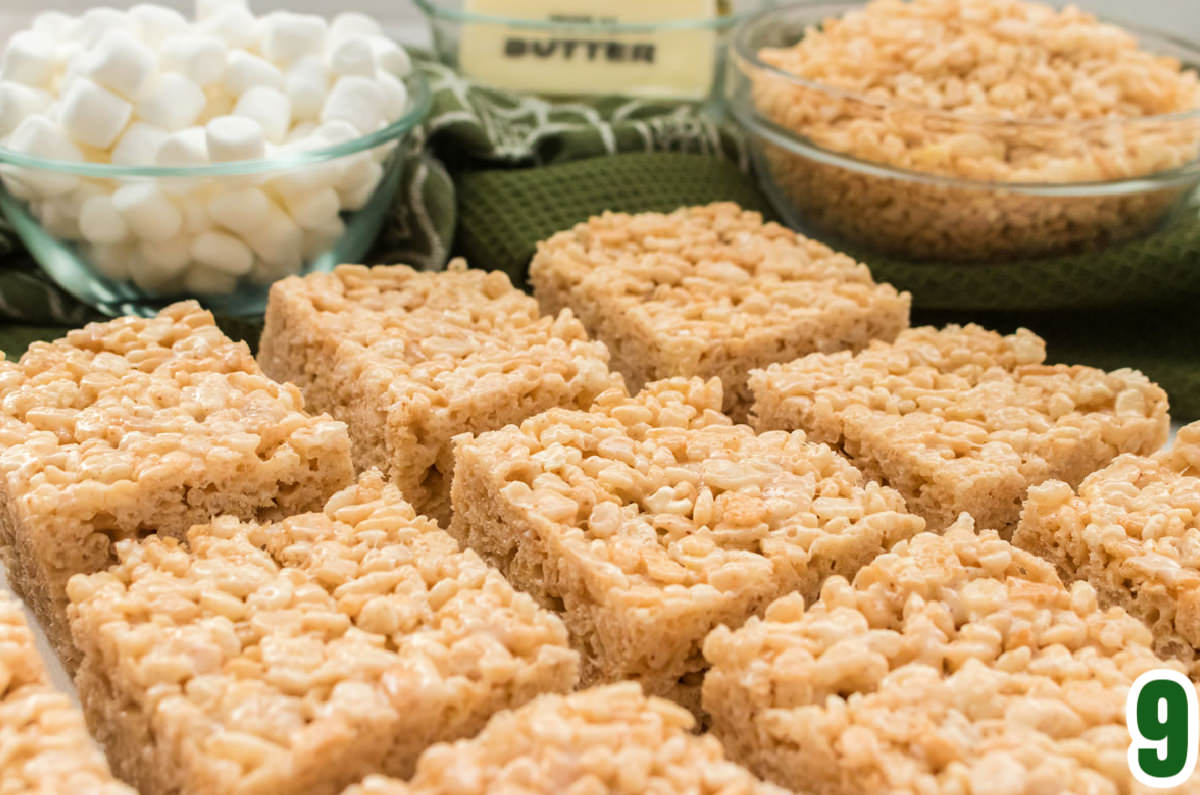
[450,376,924,715]
[340,683,788,795]
[258,260,622,525]
[66,471,579,795]
[0,592,134,795]
[1015,421,1200,674]
[703,515,1192,795]
[750,324,1169,535]
[531,203,910,420]
[0,301,353,667]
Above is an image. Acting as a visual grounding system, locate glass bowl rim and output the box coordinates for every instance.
[412,0,757,33]
[0,70,431,178]
[731,1,1200,131]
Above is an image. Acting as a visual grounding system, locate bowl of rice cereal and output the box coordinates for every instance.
[726,0,1200,262]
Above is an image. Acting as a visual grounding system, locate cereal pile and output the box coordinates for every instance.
[531,203,910,420]
[67,472,578,795]
[0,1,413,295]
[750,0,1200,259]
[342,684,787,795]
[451,376,923,714]
[0,593,133,795]
[703,518,1181,795]
[0,301,352,666]
[258,261,622,525]
[1016,421,1200,673]
[750,324,1169,534]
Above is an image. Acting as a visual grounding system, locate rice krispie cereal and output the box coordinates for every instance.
[750,324,1169,535]
[259,261,621,524]
[0,301,353,666]
[751,0,1200,260]
[530,203,910,420]
[0,592,133,795]
[703,517,1188,795]
[342,684,788,795]
[67,472,579,795]
[1015,421,1200,672]
[450,377,924,714]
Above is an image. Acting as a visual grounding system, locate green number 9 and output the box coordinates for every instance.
[1128,669,1198,787]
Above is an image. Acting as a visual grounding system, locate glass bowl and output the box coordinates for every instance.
[726,2,1200,263]
[414,0,773,105]
[0,71,431,318]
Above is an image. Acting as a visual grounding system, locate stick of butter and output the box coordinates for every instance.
[459,0,720,99]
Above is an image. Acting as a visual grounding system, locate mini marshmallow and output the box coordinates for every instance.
[183,264,238,294]
[260,12,327,66]
[320,75,384,134]
[140,234,193,274]
[71,8,134,48]
[314,118,362,146]
[202,85,235,119]
[110,121,169,166]
[281,186,340,230]
[303,214,345,255]
[233,86,291,144]
[285,56,328,123]
[127,5,188,46]
[195,0,249,22]
[208,186,271,235]
[199,4,260,51]
[129,250,183,293]
[31,12,73,39]
[205,115,265,162]
[0,82,52,137]
[37,198,82,238]
[244,204,303,269]
[155,127,209,167]
[7,115,84,196]
[88,242,135,281]
[137,73,206,131]
[59,78,133,150]
[286,121,317,143]
[79,194,130,244]
[111,182,183,241]
[338,159,382,211]
[329,12,383,42]
[1,32,57,87]
[369,37,412,78]
[223,51,284,96]
[329,37,376,78]
[159,34,227,86]
[191,229,253,274]
[82,30,158,99]
[377,71,409,121]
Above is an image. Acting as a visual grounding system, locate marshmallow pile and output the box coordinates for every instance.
[0,1,413,296]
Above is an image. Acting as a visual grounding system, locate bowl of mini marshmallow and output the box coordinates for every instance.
[0,1,430,317]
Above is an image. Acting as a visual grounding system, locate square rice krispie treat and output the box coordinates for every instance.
[1015,421,1200,673]
[703,516,1180,795]
[258,261,622,525]
[0,301,353,666]
[342,683,787,795]
[0,592,134,795]
[67,472,579,795]
[529,203,911,420]
[450,377,924,715]
[750,324,1169,535]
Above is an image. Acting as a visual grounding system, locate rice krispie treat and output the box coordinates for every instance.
[450,377,924,714]
[1015,421,1200,673]
[0,301,353,666]
[703,517,1187,795]
[258,261,621,524]
[750,324,1169,535]
[67,472,579,795]
[0,593,134,795]
[341,684,787,795]
[530,203,910,420]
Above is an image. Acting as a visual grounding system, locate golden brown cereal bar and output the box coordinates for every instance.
[1015,421,1200,673]
[450,377,923,714]
[703,516,1184,795]
[750,324,1169,535]
[258,261,622,525]
[0,301,353,667]
[341,684,787,795]
[67,472,579,795]
[530,203,910,421]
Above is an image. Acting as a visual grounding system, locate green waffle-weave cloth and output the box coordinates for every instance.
[0,57,1197,417]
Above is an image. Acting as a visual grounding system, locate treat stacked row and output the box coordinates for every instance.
[0,0,413,295]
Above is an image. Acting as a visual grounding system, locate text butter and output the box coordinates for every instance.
[459,0,719,99]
